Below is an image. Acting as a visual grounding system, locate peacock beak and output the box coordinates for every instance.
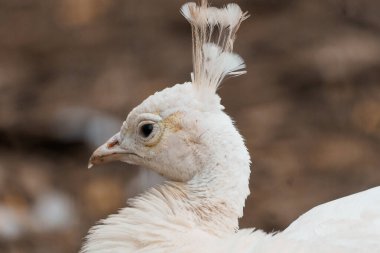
[88,132,126,168]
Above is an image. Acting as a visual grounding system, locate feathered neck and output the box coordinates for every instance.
[81,115,251,252]
[82,1,251,250]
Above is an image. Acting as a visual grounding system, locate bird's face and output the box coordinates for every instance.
[89,83,224,181]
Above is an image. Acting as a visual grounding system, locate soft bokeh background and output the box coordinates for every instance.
[0,0,380,252]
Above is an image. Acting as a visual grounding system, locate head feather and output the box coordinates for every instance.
[181,1,249,94]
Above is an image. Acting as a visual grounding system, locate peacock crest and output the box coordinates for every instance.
[181,1,249,94]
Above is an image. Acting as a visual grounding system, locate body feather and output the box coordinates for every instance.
[81,1,380,252]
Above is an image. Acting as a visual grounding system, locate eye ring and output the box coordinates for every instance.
[137,120,163,146]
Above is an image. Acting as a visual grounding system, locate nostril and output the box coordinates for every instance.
[107,139,119,149]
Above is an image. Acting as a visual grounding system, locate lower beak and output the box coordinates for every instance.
[88,132,127,168]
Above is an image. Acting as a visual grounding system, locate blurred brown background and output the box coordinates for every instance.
[0,0,380,252]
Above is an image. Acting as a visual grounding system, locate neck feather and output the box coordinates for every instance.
[81,113,251,252]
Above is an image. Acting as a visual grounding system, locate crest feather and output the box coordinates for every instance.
[181,1,249,93]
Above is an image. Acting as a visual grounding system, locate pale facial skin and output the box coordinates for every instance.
[88,83,225,182]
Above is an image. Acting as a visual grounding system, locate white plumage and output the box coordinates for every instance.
[180,1,248,92]
[81,1,380,253]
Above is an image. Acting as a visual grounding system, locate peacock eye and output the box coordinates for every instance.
[136,116,162,145]
[140,123,154,138]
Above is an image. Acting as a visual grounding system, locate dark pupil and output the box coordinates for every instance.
[140,124,153,138]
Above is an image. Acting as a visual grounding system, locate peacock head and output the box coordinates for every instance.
[88,2,249,182]
[89,83,224,181]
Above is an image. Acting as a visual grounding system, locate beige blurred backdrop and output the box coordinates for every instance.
[0,0,380,252]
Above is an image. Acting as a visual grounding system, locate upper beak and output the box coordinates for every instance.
[88,132,127,168]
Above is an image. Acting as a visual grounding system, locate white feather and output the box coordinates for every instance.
[81,1,380,253]
[180,1,249,94]
[201,43,246,90]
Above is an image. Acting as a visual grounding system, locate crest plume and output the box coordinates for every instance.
[181,1,249,93]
